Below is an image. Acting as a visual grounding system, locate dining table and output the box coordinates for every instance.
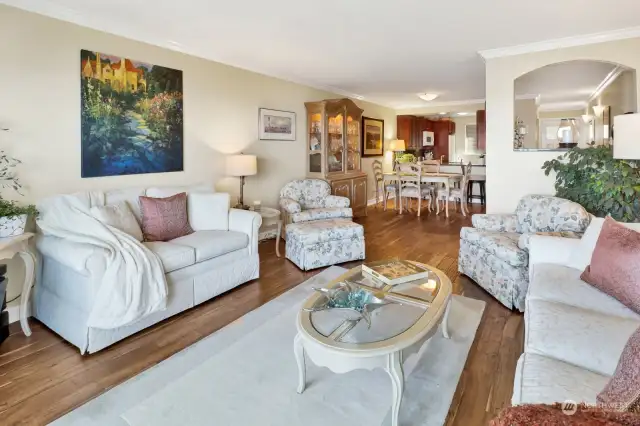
[382,171,463,218]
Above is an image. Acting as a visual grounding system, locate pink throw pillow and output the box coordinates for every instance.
[139,192,193,242]
[580,216,640,314]
[597,327,640,413]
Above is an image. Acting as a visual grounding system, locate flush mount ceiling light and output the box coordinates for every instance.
[417,93,439,102]
[457,112,470,116]
[439,112,447,115]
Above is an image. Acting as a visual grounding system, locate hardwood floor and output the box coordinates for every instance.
[0,203,523,426]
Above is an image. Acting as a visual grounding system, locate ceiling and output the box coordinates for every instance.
[515,61,621,110]
[6,0,640,109]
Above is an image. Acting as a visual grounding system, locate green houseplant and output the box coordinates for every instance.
[542,146,640,222]
[0,149,37,237]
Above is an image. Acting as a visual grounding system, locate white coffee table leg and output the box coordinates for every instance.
[275,219,283,258]
[18,249,36,337]
[386,351,404,426]
[294,333,306,394]
[442,295,452,339]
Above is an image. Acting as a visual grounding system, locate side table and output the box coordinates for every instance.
[0,233,36,336]
[251,207,283,257]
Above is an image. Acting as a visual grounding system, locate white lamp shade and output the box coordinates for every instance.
[388,139,406,151]
[613,114,640,159]
[227,154,257,176]
[593,105,606,117]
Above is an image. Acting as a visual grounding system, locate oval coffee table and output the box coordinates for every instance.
[294,261,452,426]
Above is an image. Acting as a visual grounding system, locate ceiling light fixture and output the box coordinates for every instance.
[417,93,439,102]
[457,112,470,116]
[439,112,447,115]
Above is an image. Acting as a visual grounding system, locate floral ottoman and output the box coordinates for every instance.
[285,219,365,271]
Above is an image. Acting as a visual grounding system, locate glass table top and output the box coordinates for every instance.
[305,265,443,345]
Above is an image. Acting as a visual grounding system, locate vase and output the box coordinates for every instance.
[0,214,27,238]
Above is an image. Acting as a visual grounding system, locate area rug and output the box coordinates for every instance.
[53,266,485,426]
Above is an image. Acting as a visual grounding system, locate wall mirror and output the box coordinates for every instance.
[513,60,637,151]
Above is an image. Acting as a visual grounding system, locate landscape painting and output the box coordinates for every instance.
[80,49,183,177]
[259,108,296,140]
[362,116,384,157]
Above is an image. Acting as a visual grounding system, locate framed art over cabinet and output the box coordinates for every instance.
[259,108,296,141]
[361,116,384,157]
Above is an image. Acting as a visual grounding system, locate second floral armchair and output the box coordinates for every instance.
[279,179,353,225]
[458,195,590,311]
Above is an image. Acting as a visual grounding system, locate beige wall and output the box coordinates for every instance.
[589,69,637,117]
[514,99,538,148]
[398,103,485,117]
[485,37,640,213]
[537,109,584,119]
[0,6,396,301]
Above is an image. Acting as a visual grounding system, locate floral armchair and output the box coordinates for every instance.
[458,195,590,311]
[279,179,352,225]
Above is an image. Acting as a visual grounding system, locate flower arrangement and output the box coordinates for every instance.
[0,149,37,236]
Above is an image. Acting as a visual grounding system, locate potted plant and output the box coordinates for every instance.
[0,150,37,237]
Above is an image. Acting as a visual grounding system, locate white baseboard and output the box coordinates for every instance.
[6,300,24,324]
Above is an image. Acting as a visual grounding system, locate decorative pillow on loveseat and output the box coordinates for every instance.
[91,201,143,241]
[598,327,640,413]
[139,192,194,242]
[580,216,640,314]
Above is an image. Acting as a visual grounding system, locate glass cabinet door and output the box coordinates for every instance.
[327,111,344,173]
[346,115,360,171]
[308,112,322,173]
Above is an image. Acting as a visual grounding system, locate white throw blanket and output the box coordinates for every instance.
[37,192,167,329]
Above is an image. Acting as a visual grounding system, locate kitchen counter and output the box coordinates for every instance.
[442,163,486,167]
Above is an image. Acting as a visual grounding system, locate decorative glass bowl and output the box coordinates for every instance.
[304,281,396,327]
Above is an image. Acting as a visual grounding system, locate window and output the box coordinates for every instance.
[465,124,478,154]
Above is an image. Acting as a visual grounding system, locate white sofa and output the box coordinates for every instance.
[512,226,640,406]
[34,185,262,354]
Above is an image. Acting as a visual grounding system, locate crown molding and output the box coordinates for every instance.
[588,65,625,103]
[2,0,377,107]
[479,26,640,59]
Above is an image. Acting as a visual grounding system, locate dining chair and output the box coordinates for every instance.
[372,159,396,210]
[437,162,472,216]
[419,159,441,174]
[397,163,432,216]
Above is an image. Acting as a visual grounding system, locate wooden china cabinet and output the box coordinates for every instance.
[305,98,367,217]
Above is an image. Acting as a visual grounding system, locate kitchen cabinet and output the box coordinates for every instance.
[396,115,452,161]
[477,110,486,150]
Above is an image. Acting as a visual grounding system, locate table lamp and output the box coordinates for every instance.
[614,113,640,159]
[388,139,406,171]
[227,154,257,209]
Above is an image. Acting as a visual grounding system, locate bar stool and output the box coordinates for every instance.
[467,175,486,205]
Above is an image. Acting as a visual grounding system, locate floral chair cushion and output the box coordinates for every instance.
[279,179,333,210]
[515,195,590,234]
[472,214,518,233]
[291,208,353,224]
[286,219,364,245]
[517,231,582,251]
[460,227,527,267]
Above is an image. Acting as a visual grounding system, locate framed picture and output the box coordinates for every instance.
[362,116,384,157]
[423,131,435,147]
[80,49,183,177]
[259,108,296,140]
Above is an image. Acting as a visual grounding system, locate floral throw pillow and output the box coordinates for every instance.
[139,192,193,242]
[597,327,640,413]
